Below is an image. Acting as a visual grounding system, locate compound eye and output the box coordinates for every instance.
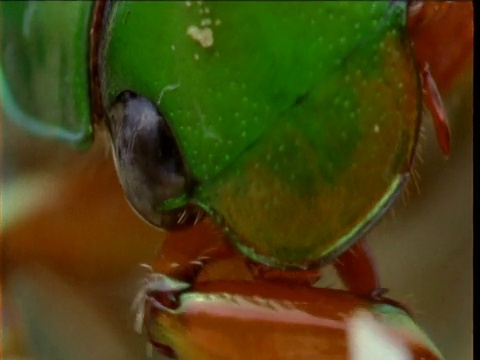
[106,90,202,229]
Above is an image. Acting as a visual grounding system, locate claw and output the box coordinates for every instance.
[132,273,191,334]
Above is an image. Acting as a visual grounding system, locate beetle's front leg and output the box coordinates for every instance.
[133,218,250,352]
[334,239,413,315]
[149,218,238,284]
[334,239,380,297]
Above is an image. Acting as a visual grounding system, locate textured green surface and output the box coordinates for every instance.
[102,1,420,266]
[1,1,93,148]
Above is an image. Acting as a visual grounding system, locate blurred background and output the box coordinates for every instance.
[1,3,472,359]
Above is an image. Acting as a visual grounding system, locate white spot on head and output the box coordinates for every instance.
[374,124,380,133]
[347,310,412,360]
[187,25,214,48]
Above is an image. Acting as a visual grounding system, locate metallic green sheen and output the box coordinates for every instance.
[102,1,420,267]
[102,2,394,180]
[1,1,93,149]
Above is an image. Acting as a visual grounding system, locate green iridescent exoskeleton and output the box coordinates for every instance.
[102,1,420,268]
[1,1,93,148]
[102,1,420,267]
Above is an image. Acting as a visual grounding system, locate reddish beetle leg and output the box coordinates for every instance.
[421,63,451,157]
[334,239,380,297]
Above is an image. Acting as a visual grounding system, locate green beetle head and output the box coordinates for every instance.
[101,1,420,268]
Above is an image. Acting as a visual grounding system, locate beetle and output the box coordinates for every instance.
[1,1,472,359]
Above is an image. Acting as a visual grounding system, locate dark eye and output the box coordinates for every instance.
[106,90,202,229]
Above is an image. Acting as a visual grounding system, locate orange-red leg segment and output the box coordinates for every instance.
[421,64,451,157]
[334,239,381,297]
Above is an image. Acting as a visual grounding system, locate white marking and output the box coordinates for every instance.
[184,294,345,329]
[187,25,214,48]
[374,124,380,133]
[347,310,412,360]
[157,83,181,105]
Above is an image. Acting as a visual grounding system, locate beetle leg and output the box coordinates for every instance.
[334,240,414,316]
[421,63,451,157]
[407,1,473,92]
[150,217,238,283]
[134,217,244,352]
[334,239,381,297]
[407,0,474,158]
